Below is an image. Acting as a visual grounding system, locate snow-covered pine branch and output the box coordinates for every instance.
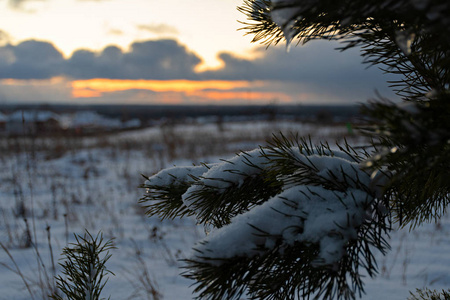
[140,165,212,220]
[141,137,390,299]
[140,1,450,298]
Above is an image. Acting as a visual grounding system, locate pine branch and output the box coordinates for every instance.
[51,231,115,300]
[183,185,389,300]
[178,136,390,299]
[360,98,450,227]
[139,165,211,220]
[181,149,283,228]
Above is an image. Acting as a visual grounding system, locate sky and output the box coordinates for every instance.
[0,0,398,105]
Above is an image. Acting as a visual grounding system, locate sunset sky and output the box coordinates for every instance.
[0,0,398,105]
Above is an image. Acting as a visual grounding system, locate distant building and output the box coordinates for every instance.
[69,111,121,134]
[69,111,141,134]
[2,110,141,136]
[6,110,62,135]
[0,112,6,133]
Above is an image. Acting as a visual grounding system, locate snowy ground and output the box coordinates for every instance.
[0,120,448,300]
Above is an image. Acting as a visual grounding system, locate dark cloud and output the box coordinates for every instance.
[66,39,202,80]
[0,40,64,79]
[67,46,123,79]
[202,41,398,100]
[137,23,179,35]
[120,39,201,79]
[0,39,202,80]
[0,38,398,102]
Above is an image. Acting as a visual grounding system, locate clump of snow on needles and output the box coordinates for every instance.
[147,146,374,268]
[182,149,268,209]
[145,165,211,187]
[197,185,371,267]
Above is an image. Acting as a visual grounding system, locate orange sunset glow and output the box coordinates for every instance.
[0,77,295,104]
[70,79,290,102]
[71,79,251,94]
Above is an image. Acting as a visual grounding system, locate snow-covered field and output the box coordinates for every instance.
[0,120,448,299]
